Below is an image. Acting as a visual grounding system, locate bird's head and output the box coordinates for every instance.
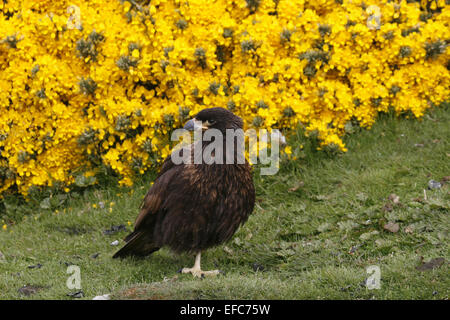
[183,107,243,133]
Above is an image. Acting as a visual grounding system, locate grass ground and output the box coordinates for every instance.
[0,105,448,300]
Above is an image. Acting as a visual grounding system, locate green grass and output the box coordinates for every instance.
[0,105,449,300]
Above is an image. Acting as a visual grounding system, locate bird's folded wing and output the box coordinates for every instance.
[133,143,197,231]
[134,164,178,231]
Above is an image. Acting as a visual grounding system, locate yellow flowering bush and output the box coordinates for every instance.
[0,0,449,196]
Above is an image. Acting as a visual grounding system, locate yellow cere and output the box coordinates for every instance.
[0,0,449,196]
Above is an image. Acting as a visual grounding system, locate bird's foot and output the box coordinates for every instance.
[179,267,223,278]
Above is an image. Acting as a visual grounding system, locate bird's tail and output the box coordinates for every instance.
[112,231,160,259]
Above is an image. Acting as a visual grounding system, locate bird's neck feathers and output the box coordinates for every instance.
[183,135,246,166]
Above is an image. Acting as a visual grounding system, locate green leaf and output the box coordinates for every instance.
[74,174,97,187]
[40,197,51,209]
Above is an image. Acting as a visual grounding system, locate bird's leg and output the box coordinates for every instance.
[180,252,221,278]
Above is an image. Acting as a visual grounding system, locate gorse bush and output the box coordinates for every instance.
[0,0,449,196]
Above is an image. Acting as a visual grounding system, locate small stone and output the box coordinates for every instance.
[388,194,400,204]
[428,180,442,189]
[383,222,400,233]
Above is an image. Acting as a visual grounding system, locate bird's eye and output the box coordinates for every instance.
[205,119,216,126]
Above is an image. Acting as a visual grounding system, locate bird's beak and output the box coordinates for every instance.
[183,118,208,131]
[183,119,196,131]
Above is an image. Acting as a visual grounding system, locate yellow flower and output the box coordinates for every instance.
[0,0,448,198]
[132,49,140,59]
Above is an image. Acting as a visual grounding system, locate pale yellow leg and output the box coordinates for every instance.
[181,252,221,278]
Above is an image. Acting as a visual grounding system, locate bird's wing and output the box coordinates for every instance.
[156,153,177,179]
[134,161,178,231]
[133,144,192,231]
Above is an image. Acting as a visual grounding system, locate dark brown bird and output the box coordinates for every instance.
[113,107,255,277]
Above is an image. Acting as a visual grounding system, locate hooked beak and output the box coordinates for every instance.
[183,118,208,131]
[183,119,195,131]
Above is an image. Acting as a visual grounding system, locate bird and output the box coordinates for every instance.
[113,107,255,278]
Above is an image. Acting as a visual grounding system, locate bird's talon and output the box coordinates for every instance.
[180,266,221,278]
